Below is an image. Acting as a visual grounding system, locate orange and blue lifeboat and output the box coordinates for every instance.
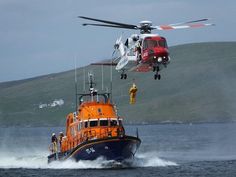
[48,89,141,163]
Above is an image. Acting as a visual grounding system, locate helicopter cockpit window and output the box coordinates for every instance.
[143,39,158,49]
[143,38,168,49]
[148,40,158,48]
[143,40,147,49]
[158,40,167,48]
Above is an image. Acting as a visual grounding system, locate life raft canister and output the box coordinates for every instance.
[129,83,138,104]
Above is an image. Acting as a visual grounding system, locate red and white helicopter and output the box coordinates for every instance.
[79,16,214,80]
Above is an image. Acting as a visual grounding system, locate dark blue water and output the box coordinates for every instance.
[0,123,236,176]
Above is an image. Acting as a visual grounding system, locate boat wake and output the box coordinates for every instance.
[133,152,178,167]
[0,151,177,169]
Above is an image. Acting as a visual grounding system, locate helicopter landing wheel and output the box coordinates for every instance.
[153,66,159,72]
[120,73,127,79]
[154,73,161,80]
[154,74,157,80]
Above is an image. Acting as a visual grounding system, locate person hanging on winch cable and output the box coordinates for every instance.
[129,82,138,104]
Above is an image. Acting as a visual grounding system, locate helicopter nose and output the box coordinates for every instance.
[153,55,169,64]
[153,49,169,63]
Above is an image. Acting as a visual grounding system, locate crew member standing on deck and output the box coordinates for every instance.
[51,133,58,153]
[58,132,64,148]
[129,82,138,104]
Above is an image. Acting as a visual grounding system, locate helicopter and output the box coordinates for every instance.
[79,16,214,80]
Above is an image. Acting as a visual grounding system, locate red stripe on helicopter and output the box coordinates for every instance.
[189,24,205,28]
[159,26,174,30]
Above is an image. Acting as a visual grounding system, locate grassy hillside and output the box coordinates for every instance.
[0,42,236,127]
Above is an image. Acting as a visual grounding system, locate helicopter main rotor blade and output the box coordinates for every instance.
[153,18,214,31]
[79,16,137,29]
[82,23,138,29]
[91,62,118,66]
[154,23,215,31]
[169,18,210,26]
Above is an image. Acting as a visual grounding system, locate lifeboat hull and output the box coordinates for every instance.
[48,136,141,163]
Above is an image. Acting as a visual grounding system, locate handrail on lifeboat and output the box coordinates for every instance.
[77,93,111,105]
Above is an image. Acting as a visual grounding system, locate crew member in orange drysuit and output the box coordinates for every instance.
[129,83,138,104]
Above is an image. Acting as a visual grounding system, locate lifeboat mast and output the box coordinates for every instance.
[76,72,111,107]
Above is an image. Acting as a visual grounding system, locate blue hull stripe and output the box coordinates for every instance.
[48,136,141,163]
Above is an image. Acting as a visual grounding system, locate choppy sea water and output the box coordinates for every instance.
[0,123,236,177]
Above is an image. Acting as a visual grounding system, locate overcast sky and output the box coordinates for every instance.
[0,0,235,82]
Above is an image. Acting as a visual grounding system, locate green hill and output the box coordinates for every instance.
[0,42,236,127]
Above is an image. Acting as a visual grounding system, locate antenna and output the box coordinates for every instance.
[83,67,86,92]
[74,57,78,112]
[101,65,104,91]
[88,72,94,89]
[110,56,113,102]
[88,72,97,102]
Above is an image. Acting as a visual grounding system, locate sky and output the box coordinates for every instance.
[0,0,235,82]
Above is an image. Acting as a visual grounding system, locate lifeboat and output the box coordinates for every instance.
[48,74,141,163]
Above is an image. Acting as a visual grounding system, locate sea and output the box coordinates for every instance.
[0,123,236,177]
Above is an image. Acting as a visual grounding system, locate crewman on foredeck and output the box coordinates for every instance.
[129,82,138,104]
[58,132,64,148]
[51,133,58,153]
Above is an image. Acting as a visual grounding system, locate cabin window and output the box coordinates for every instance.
[84,121,88,128]
[118,120,123,126]
[110,119,118,126]
[143,40,147,49]
[100,120,108,126]
[127,48,135,56]
[98,108,102,115]
[78,122,82,130]
[90,120,98,127]
[70,127,76,137]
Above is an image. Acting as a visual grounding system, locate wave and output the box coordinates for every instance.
[0,151,177,169]
[133,151,178,167]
